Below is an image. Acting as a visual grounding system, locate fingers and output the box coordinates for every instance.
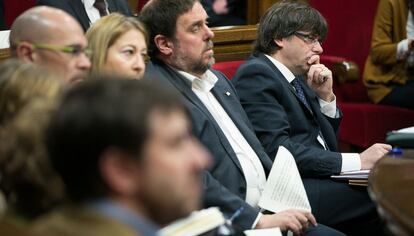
[307,64,332,84]
[304,212,317,226]
[307,55,320,65]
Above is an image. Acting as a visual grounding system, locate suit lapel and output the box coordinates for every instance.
[106,0,116,12]
[260,54,314,116]
[153,63,245,172]
[259,54,338,150]
[68,0,90,31]
[211,71,273,172]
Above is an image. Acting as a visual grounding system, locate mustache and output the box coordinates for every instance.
[204,40,214,51]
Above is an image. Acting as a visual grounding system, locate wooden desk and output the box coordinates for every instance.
[369,150,414,236]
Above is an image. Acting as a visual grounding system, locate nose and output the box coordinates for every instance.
[313,42,323,54]
[133,54,146,74]
[191,138,212,171]
[77,53,91,70]
[204,24,214,40]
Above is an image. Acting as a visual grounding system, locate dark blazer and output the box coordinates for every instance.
[36,0,132,32]
[144,59,273,230]
[232,53,380,232]
[232,53,343,177]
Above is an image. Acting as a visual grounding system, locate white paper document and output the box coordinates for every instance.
[394,126,414,133]
[331,170,370,180]
[0,30,10,49]
[258,146,311,213]
[244,227,282,236]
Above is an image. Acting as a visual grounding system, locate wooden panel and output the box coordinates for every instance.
[212,25,257,62]
[369,150,414,235]
[247,0,309,25]
[128,0,138,14]
[0,48,10,61]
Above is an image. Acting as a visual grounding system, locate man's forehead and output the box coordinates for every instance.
[45,23,87,46]
[176,2,207,27]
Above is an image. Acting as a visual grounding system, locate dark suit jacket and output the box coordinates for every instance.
[144,59,273,229]
[36,0,131,31]
[233,53,343,178]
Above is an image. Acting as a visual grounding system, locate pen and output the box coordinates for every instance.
[229,207,244,222]
[389,147,403,156]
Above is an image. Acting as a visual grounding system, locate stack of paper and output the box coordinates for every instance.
[159,207,225,236]
[331,170,370,186]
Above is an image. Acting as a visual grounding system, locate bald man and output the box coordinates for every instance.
[9,6,91,83]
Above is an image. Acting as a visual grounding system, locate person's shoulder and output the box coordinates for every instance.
[30,205,137,236]
[233,54,276,82]
[238,54,273,73]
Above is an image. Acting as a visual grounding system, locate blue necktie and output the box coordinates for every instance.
[291,78,329,149]
[291,78,311,110]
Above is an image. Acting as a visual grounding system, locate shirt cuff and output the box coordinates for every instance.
[252,212,263,229]
[340,153,361,172]
[397,39,409,60]
[319,95,337,118]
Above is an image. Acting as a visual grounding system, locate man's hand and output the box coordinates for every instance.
[256,209,317,235]
[213,0,228,14]
[360,143,392,169]
[306,55,334,102]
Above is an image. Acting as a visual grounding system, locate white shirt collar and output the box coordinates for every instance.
[264,54,296,83]
[177,69,218,92]
[82,0,95,9]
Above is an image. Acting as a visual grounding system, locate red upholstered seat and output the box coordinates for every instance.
[3,0,36,28]
[136,0,150,12]
[310,0,414,149]
[212,60,244,79]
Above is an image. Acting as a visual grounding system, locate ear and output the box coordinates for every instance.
[99,148,140,196]
[15,42,35,62]
[274,38,284,48]
[154,34,173,56]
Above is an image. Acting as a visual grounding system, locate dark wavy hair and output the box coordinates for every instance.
[254,1,328,55]
[138,0,198,58]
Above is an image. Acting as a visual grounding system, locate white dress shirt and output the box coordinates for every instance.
[82,0,108,25]
[177,69,267,209]
[397,11,414,60]
[265,55,361,172]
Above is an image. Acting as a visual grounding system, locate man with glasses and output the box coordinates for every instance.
[233,1,391,235]
[10,6,91,83]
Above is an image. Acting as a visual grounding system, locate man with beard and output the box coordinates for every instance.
[9,6,91,83]
[140,1,344,235]
[31,78,211,236]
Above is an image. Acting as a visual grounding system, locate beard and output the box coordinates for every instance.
[170,40,215,76]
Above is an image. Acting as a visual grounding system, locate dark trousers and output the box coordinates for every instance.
[380,80,414,110]
[304,178,388,236]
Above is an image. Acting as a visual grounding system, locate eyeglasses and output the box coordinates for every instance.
[31,43,93,58]
[293,32,322,46]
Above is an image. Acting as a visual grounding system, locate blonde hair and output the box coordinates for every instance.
[0,59,63,126]
[86,13,148,75]
[0,99,65,219]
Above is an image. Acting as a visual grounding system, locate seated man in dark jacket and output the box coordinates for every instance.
[232,2,391,235]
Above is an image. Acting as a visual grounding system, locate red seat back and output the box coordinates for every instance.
[212,60,245,79]
[3,0,36,28]
[309,0,380,102]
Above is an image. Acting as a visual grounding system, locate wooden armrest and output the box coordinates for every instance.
[0,48,11,62]
[320,55,360,84]
[331,60,359,84]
